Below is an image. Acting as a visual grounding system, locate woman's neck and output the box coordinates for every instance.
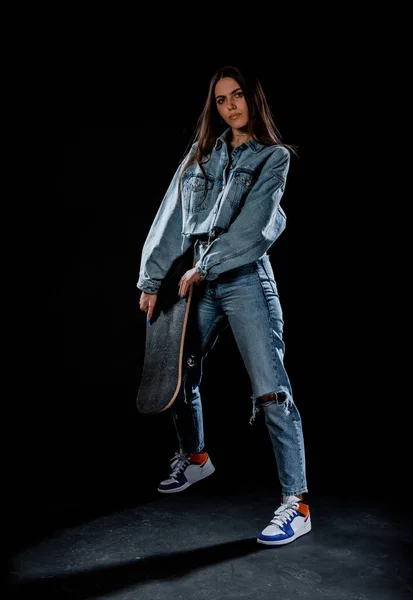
[230,128,251,149]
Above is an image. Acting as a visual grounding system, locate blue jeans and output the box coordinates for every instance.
[172,243,308,496]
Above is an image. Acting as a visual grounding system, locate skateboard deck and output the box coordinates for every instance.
[136,246,197,415]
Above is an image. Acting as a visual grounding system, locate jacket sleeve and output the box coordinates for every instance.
[137,145,196,293]
[195,146,290,280]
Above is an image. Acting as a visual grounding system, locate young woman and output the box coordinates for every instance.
[137,65,311,546]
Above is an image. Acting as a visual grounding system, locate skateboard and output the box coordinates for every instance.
[136,246,198,415]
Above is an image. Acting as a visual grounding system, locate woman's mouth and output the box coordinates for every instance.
[229,113,241,120]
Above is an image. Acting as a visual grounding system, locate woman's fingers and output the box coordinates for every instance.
[179,279,187,298]
[179,268,200,297]
[139,292,157,321]
[178,276,185,297]
[180,276,192,297]
[147,296,157,320]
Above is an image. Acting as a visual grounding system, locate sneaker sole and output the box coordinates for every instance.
[157,464,215,494]
[257,519,312,546]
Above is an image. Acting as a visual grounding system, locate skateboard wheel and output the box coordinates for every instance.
[186,354,196,368]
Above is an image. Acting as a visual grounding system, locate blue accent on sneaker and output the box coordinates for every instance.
[257,499,312,546]
[157,451,215,494]
[258,519,295,542]
[158,473,189,492]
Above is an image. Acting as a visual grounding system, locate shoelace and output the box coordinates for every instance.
[169,451,191,479]
[270,501,299,527]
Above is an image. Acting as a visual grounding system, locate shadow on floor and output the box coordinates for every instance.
[8,537,262,599]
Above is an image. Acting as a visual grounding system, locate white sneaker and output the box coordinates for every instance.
[257,496,312,545]
[157,450,215,493]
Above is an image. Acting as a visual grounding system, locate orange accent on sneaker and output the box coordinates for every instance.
[297,501,310,519]
[188,451,208,466]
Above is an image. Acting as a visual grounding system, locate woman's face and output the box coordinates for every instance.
[215,77,249,130]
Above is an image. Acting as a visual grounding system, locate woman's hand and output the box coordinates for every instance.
[139,291,158,321]
[179,268,204,298]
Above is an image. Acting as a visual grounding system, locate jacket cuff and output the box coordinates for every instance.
[195,262,218,281]
[137,277,161,294]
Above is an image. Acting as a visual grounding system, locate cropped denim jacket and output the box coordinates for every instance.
[137,128,290,294]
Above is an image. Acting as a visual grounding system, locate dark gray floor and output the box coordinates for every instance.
[6,475,412,600]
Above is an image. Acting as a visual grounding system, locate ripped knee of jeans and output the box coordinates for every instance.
[260,392,284,404]
[249,391,291,425]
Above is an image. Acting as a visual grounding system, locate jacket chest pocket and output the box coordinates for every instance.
[227,169,254,209]
[182,173,214,213]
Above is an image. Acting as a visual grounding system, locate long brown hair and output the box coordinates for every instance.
[181,64,296,178]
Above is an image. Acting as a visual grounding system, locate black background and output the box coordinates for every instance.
[14,35,404,530]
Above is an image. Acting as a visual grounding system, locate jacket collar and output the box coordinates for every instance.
[214,127,265,153]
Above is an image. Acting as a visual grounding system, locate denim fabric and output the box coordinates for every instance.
[137,130,308,495]
[172,242,308,496]
[137,128,289,294]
